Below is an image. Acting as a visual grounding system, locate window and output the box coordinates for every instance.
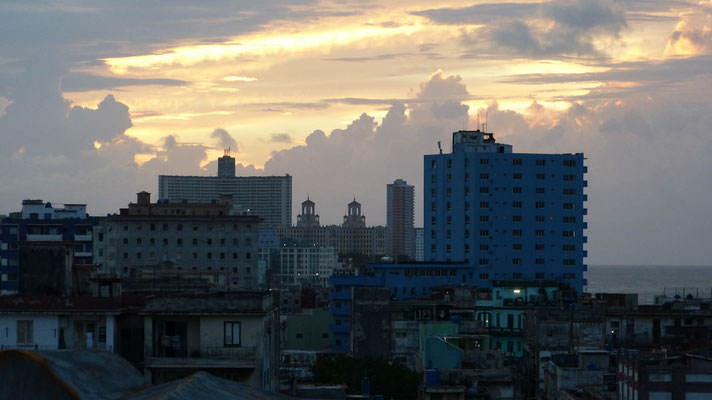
[536,159,546,166]
[563,244,576,251]
[563,174,576,181]
[480,173,489,180]
[447,216,452,225]
[562,230,576,237]
[224,322,241,346]
[512,243,522,251]
[563,159,577,167]
[535,215,545,223]
[480,187,489,194]
[512,215,522,222]
[207,252,212,259]
[480,201,489,208]
[535,244,545,251]
[136,252,142,259]
[513,273,523,279]
[447,174,452,182]
[479,273,489,279]
[563,259,577,266]
[480,215,489,223]
[563,188,577,195]
[123,238,128,245]
[431,160,437,169]
[480,244,489,251]
[513,173,522,180]
[563,216,576,223]
[447,230,452,239]
[512,229,522,237]
[535,201,545,209]
[207,238,213,245]
[512,258,522,265]
[17,320,33,346]
[563,203,576,210]
[446,159,451,168]
[536,229,545,237]
[447,202,452,211]
[563,273,576,279]
[513,201,522,208]
[512,187,522,194]
[536,173,545,180]
[177,238,183,246]
[513,159,523,166]
[536,258,545,265]
[535,272,545,279]
[431,188,436,197]
[177,224,183,231]
[479,258,489,266]
[136,238,142,245]
[536,187,546,194]
[480,229,489,237]
[465,230,470,239]
[480,158,489,165]
[193,238,198,246]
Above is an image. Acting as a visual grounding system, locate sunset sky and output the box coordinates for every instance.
[1,0,711,265]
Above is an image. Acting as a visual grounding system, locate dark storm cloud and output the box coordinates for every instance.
[61,73,189,92]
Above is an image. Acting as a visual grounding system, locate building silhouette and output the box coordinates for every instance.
[386,179,415,260]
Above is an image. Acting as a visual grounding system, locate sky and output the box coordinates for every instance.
[0,0,711,265]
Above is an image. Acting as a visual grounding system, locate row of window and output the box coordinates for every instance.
[432,159,578,168]
[123,251,252,260]
[121,223,253,232]
[434,173,578,183]
[121,237,251,247]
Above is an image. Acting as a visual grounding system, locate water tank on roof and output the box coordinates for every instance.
[45,202,52,208]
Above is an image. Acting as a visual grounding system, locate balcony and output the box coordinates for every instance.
[26,234,63,241]
[329,304,351,316]
[74,233,93,241]
[145,346,256,369]
[328,290,351,301]
[329,323,350,334]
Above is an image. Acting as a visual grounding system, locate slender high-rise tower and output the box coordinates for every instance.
[387,179,415,260]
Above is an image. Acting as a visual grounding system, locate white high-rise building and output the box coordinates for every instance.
[158,153,292,230]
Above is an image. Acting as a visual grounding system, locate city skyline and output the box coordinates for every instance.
[1,1,711,265]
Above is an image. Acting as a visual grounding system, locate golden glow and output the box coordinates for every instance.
[223,76,257,82]
[103,24,424,74]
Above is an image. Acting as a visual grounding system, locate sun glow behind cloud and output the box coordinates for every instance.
[103,24,425,74]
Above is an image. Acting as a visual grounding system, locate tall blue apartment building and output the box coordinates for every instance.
[0,200,95,295]
[424,130,587,291]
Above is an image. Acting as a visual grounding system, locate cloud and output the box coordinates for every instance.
[270,133,292,143]
[263,71,470,228]
[61,73,188,92]
[210,128,237,151]
[665,12,712,56]
[445,0,628,57]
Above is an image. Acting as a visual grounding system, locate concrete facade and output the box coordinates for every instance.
[95,193,261,289]
[158,155,292,230]
[387,179,415,260]
[424,130,588,292]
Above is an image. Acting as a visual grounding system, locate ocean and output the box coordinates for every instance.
[585,265,712,304]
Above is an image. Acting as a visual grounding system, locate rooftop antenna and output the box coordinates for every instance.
[477,113,480,131]
[437,141,442,154]
[483,111,488,133]
[224,147,231,157]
